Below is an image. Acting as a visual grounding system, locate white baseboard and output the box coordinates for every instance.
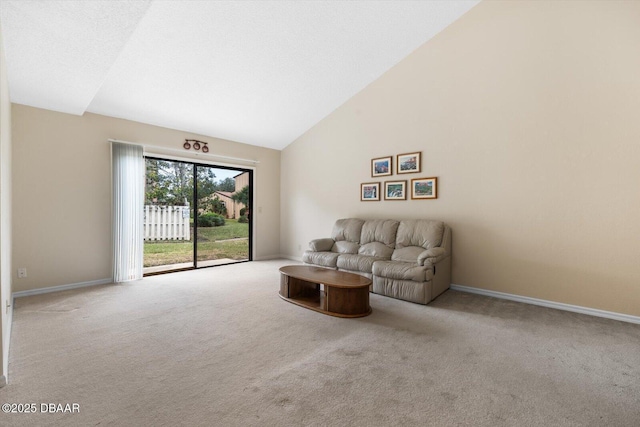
[12,278,113,299]
[450,284,640,325]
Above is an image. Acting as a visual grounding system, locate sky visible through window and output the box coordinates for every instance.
[212,168,242,183]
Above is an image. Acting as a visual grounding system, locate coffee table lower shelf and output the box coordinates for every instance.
[279,266,371,318]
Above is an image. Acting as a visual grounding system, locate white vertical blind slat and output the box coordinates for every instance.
[112,142,144,282]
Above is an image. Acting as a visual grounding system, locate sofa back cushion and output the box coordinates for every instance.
[360,220,399,246]
[356,220,398,258]
[330,218,364,254]
[331,218,365,243]
[395,220,444,250]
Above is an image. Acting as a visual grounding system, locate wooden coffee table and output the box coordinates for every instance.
[279,265,372,318]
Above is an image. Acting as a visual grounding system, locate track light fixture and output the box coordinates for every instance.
[183,139,209,153]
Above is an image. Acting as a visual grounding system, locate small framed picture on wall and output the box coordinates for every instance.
[411,177,437,199]
[361,182,380,201]
[384,180,407,200]
[371,156,392,177]
[397,152,421,174]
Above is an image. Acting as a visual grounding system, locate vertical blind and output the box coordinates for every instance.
[112,142,144,282]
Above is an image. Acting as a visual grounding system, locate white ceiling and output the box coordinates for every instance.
[0,0,479,150]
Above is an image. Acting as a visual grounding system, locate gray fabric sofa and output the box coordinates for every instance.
[302,218,451,305]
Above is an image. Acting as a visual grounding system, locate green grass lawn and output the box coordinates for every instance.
[196,219,248,241]
[144,219,249,267]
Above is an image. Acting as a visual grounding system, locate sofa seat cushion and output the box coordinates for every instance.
[302,251,339,268]
[391,246,425,263]
[373,261,427,282]
[337,254,384,274]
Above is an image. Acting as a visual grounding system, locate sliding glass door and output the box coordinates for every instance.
[195,165,250,267]
[143,157,252,274]
[143,158,194,273]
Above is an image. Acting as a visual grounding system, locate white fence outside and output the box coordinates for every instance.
[144,205,191,241]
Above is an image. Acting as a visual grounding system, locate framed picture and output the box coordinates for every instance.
[361,182,380,201]
[397,152,421,174]
[411,177,437,199]
[371,156,392,177]
[384,180,407,200]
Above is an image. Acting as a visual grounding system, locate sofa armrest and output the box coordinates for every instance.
[309,238,335,252]
[418,247,447,266]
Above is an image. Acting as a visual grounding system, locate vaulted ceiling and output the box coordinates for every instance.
[0,0,479,150]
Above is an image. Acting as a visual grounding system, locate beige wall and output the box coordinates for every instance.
[12,105,281,292]
[234,171,249,193]
[231,171,249,218]
[212,192,235,219]
[0,20,13,384]
[281,1,640,316]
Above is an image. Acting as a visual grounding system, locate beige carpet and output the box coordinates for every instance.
[1,259,639,426]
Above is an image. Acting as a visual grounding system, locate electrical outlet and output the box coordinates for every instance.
[18,268,27,278]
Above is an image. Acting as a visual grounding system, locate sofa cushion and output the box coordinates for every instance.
[337,254,383,274]
[391,246,425,263]
[331,218,365,243]
[360,220,399,246]
[309,238,334,252]
[332,241,360,254]
[359,242,393,259]
[373,261,426,282]
[396,220,444,250]
[302,251,339,268]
